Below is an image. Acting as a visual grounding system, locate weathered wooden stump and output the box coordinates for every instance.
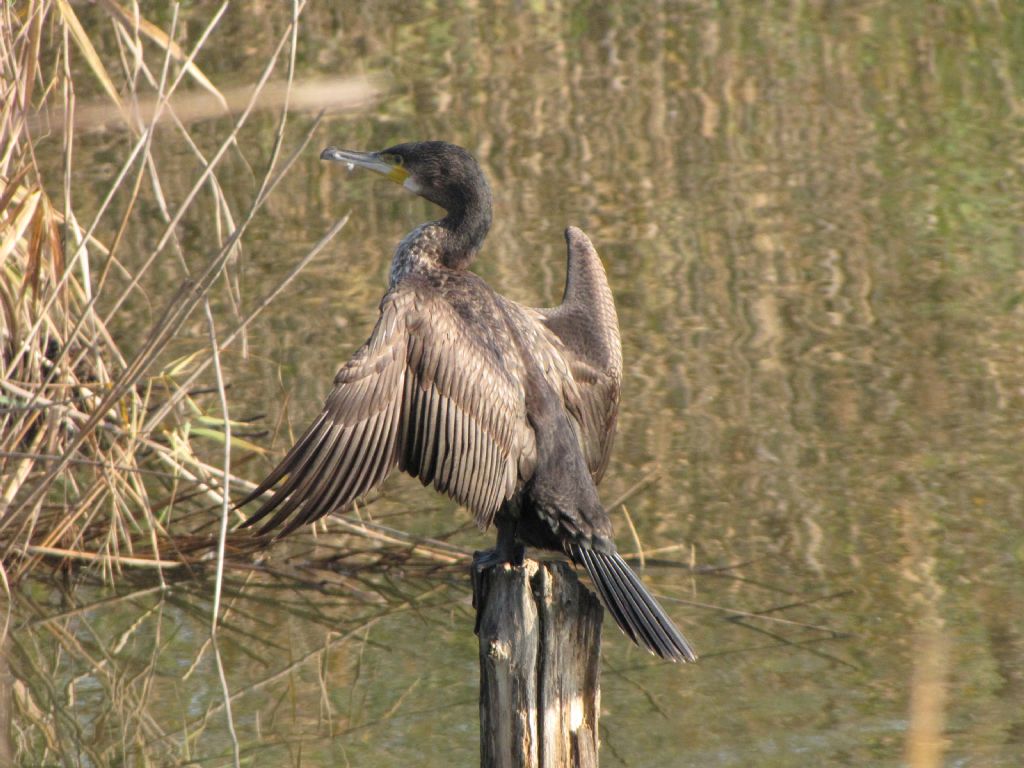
[476,559,603,768]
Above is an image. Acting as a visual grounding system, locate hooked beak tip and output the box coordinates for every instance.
[319,146,407,183]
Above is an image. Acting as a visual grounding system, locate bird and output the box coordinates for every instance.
[237,140,697,663]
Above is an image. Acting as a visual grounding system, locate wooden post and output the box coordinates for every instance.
[477,559,603,768]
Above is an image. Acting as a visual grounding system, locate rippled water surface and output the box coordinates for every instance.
[8,2,1024,766]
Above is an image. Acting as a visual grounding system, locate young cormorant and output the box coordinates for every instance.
[239,141,697,662]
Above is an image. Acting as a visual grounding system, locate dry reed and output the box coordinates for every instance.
[0,0,391,588]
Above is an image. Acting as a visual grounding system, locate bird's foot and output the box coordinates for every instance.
[471,543,526,635]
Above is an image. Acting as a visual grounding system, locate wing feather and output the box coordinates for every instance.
[239,282,530,535]
[537,227,622,482]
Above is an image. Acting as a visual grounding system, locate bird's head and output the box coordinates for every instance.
[320,140,490,218]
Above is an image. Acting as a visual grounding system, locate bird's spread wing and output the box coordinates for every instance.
[239,284,529,537]
[559,354,620,483]
[538,227,622,482]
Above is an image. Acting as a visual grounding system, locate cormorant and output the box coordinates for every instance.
[239,141,696,662]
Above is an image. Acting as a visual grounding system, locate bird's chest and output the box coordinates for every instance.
[389,226,446,286]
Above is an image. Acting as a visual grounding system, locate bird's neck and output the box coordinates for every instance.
[438,187,492,270]
[388,187,493,286]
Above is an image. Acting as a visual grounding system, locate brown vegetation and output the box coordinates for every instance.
[0,1,379,585]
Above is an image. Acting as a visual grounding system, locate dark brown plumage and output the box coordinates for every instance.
[238,141,696,662]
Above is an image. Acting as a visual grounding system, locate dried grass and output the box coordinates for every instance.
[0,0,387,588]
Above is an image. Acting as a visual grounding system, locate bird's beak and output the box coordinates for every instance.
[320,147,409,184]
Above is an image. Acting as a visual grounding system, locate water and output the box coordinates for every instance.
[6,2,1024,765]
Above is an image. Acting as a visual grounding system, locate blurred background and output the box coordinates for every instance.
[4,1,1024,766]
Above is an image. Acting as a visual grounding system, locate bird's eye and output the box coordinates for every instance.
[392,155,404,167]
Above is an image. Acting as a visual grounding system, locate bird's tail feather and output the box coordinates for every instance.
[572,545,697,663]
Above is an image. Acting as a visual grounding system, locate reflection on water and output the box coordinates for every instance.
[10,1,1024,766]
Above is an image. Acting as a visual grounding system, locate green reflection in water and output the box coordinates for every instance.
[11,1,1024,766]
